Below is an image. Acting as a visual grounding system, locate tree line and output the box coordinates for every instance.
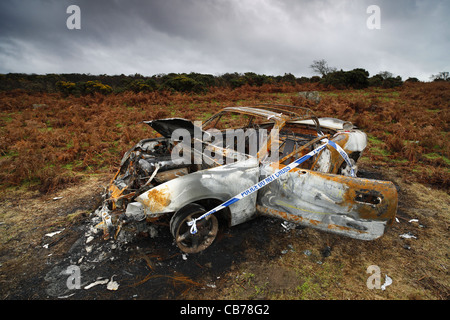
[0,63,445,96]
[0,72,303,95]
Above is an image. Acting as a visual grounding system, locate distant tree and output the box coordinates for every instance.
[310,59,337,77]
[377,71,394,80]
[431,71,449,81]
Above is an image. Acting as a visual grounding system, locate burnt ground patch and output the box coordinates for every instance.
[3,202,288,300]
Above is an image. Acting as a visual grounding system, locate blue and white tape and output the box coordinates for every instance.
[187,137,355,234]
[326,139,355,177]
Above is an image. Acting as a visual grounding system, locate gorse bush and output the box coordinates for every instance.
[368,73,403,88]
[321,69,370,89]
[56,81,77,96]
[81,81,113,95]
[127,79,158,93]
[161,74,206,93]
[56,80,112,96]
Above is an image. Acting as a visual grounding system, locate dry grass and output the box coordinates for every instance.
[0,81,449,300]
[1,82,448,194]
[0,84,317,193]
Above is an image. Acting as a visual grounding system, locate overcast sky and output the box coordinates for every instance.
[0,0,448,81]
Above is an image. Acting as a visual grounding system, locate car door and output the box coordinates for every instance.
[256,162,398,240]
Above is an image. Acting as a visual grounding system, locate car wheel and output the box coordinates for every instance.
[170,204,219,254]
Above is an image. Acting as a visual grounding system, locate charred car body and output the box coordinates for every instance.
[98,104,398,253]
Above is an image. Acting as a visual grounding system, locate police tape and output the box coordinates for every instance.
[187,138,355,234]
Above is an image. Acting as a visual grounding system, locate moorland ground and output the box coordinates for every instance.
[0,82,448,300]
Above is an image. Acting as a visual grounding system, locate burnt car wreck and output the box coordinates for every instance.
[97,104,398,253]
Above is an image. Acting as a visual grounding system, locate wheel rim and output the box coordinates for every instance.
[175,211,218,254]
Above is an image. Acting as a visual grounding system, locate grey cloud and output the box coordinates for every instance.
[0,0,448,80]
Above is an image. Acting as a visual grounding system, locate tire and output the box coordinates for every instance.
[170,204,219,254]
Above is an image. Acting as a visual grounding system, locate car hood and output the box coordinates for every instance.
[144,118,201,138]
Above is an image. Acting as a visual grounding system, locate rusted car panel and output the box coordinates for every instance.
[98,104,398,253]
[257,165,398,240]
[135,156,260,226]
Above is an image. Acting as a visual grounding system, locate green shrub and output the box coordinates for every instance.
[80,80,113,95]
[382,76,403,88]
[56,81,77,95]
[321,68,369,89]
[162,74,206,93]
[127,79,158,93]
